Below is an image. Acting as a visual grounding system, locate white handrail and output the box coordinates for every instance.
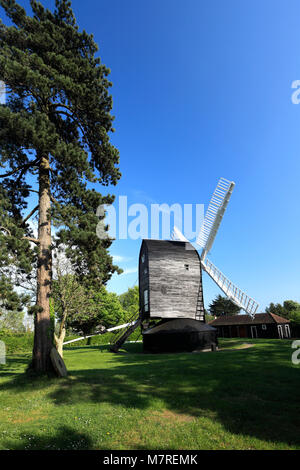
[63,321,136,345]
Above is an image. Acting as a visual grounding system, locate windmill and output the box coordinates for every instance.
[109,177,259,353]
[171,177,259,317]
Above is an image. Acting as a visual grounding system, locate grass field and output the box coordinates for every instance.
[0,338,299,450]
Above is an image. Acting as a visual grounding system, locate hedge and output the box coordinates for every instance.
[0,326,142,354]
[0,331,33,354]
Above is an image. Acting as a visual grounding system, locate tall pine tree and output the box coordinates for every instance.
[0,0,121,373]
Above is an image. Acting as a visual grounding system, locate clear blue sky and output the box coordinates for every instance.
[3,0,300,311]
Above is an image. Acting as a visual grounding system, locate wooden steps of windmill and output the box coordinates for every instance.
[110,317,142,353]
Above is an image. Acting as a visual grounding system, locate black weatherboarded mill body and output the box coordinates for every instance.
[139,240,217,352]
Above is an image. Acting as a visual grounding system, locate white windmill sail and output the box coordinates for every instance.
[172,177,259,317]
[201,257,259,316]
[171,225,189,242]
[196,177,235,261]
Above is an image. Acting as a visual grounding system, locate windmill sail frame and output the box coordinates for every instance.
[201,258,259,316]
[196,177,235,260]
[171,177,259,317]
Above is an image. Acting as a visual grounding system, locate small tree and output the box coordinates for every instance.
[283,300,300,316]
[265,300,300,319]
[265,302,287,318]
[0,309,25,332]
[205,313,215,323]
[67,287,124,336]
[52,255,125,356]
[289,310,300,326]
[119,286,139,322]
[209,294,241,317]
[51,253,87,356]
[265,300,300,332]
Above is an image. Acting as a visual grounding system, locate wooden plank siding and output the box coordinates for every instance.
[139,240,205,321]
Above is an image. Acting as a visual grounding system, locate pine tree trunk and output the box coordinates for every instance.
[32,155,53,372]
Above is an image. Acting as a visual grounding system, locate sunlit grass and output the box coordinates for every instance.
[0,338,299,450]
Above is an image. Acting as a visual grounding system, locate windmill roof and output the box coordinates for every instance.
[142,239,196,252]
[209,312,290,326]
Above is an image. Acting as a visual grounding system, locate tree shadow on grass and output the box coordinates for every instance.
[2,426,92,450]
[56,343,300,447]
[0,354,31,377]
[1,341,299,449]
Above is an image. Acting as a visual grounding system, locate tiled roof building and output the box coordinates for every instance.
[209,313,291,339]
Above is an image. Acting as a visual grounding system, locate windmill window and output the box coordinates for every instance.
[141,254,145,263]
[262,324,266,330]
[144,289,149,312]
[184,264,189,271]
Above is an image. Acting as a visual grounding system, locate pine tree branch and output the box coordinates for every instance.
[1,227,39,244]
[5,84,41,106]
[51,195,60,205]
[51,104,85,135]
[0,226,11,236]
[22,205,39,225]
[23,236,40,245]
[0,157,41,179]
[52,103,81,114]
[14,188,39,194]
[15,157,41,185]
[0,166,25,178]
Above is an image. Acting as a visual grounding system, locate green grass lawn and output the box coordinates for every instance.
[0,338,299,450]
